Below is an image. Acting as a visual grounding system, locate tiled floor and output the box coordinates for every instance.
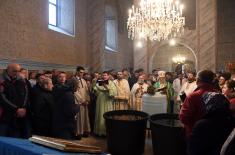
[75,134,154,155]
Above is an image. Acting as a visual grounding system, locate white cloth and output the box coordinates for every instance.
[142,92,167,115]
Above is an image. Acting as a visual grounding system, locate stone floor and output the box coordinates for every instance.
[75,133,154,155]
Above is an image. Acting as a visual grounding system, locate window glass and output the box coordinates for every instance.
[49,0,57,5]
[49,4,57,26]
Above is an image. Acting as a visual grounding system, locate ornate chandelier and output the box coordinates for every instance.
[172,55,186,64]
[127,0,185,41]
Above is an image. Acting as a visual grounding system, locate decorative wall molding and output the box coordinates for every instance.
[0,58,77,72]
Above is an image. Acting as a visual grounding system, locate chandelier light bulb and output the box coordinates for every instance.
[172,55,186,64]
[180,4,184,9]
[139,32,145,38]
[136,41,143,48]
[169,39,176,46]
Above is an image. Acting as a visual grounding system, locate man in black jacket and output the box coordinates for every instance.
[31,77,54,137]
[0,63,30,138]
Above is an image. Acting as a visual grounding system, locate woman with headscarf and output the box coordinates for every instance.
[187,92,235,155]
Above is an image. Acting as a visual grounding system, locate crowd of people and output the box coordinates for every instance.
[0,63,235,154]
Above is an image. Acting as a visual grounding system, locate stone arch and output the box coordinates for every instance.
[149,38,198,72]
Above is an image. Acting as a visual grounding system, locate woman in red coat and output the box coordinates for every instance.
[222,80,235,116]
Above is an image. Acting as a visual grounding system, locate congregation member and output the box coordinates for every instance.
[113,71,131,110]
[180,70,219,138]
[89,72,100,133]
[146,74,156,86]
[165,72,175,113]
[222,80,235,116]
[74,66,91,138]
[188,93,235,155]
[28,72,37,87]
[0,63,30,138]
[19,68,32,97]
[93,71,117,136]
[151,69,159,83]
[52,69,59,85]
[122,69,130,80]
[31,77,54,137]
[44,71,53,79]
[232,74,235,81]
[52,78,80,140]
[31,73,46,97]
[128,69,139,89]
[219,72,231,90]
[92,72,100,84]
[131,75,148,111]
[56,71,67,85]
[53,72,68,104]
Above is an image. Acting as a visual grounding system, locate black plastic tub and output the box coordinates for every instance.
[103,110,148,155]
[150,113,186,155]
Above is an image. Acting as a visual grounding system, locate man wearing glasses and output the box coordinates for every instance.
[0,63,30,138]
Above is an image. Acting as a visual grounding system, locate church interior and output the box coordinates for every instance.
[0,0,235,155]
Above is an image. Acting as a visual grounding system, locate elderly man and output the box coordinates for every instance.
[131,75,148,111]
[0,63,30,138]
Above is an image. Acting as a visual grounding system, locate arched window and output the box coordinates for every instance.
[105,3,118,52]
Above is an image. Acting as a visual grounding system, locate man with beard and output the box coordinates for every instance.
[93,71,117,136]
[176,72,197,113]
[131,75,148,111]
[113,71,131,110]
[180,72,197,99]
[173,73,187,113]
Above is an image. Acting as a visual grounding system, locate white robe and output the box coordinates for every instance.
[180,81,197,97]
[74,77,91,135]
[113,79,131,110]
[173,78,187,101]
[130,83,148,111]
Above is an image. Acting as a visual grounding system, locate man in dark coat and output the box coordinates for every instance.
[179,70,219,138]
[52,78,80,140]
[0,63,30,138]
[31,77,54,137]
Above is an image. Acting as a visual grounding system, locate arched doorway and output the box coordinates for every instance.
[150,43,197,73]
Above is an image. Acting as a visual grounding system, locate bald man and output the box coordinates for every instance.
[0,63,30,138]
